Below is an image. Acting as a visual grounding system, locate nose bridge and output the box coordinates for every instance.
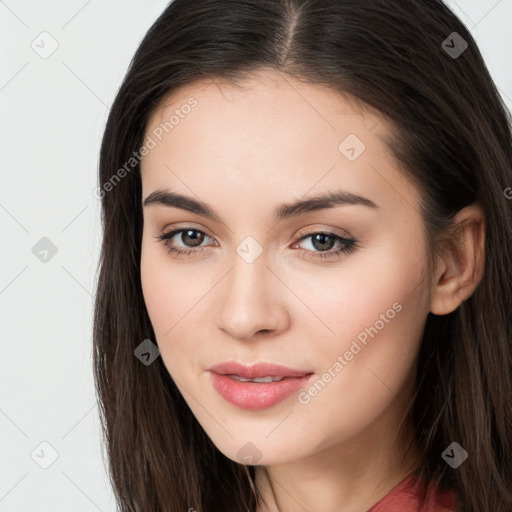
[215,242,286,338]
[225,244,271,310]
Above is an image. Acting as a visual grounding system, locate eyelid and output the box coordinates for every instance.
[294,225,353,240]
[161,222,216,240]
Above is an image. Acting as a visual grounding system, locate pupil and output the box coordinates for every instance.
[312,234,334,251]
[183,230,204,247]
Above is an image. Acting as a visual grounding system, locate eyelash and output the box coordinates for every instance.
[155,227,358,261]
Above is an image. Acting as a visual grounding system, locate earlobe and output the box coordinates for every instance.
[429,203,486,316]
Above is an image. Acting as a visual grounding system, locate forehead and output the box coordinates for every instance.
[146,69,383,134]
[141,69,420,219]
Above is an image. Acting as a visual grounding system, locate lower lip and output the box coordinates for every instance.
[209,372,313,410]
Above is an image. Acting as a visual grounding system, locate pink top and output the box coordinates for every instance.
[368,474,461,511]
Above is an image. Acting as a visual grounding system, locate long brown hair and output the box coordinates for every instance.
[93,1,512,510]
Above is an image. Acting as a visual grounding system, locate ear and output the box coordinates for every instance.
[430,203,486,316]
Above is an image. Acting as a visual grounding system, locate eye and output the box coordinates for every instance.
[155,227,214,258]
[155,227,358,261]
[292,230,358,261]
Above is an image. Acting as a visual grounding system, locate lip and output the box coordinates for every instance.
[207,361,314,410]
[206,361,311,379]
[208,372,314,410]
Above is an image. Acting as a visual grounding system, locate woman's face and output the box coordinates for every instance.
[140,69,432,467]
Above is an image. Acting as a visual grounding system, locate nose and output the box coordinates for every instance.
[215,249,290,341]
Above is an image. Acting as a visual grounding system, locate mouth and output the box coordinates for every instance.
[226,374,287,383]
[206,361,314,410]
[206,361,311,379]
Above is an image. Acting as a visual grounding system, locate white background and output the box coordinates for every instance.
[1,1,511,510]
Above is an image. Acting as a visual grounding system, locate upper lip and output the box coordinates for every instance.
[207,361,312,379]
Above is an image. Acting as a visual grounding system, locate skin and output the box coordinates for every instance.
[139,69,485,512]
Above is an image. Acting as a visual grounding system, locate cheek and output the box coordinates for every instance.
[140,241,168,333]
[140,240,188,344]
[140,241,217,372]
[294,238,429,384]
[284,252,428,445]
[140,234,196,331]
[300,237,426,330]
[140,257,188,379]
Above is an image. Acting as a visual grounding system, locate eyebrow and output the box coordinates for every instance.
[143,188,379,223]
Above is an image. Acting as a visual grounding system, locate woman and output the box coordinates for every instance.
[93,1,512,510]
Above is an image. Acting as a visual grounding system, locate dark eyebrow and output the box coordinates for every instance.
[143,188,379,223]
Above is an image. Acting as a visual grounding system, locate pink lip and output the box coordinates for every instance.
[206,361,314,410]
[209,373,314,410]
[206,361,310,379]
